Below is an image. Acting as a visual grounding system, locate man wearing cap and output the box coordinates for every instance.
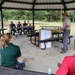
[60,12,71,54]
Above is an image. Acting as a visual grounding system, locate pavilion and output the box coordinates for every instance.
[0,0,75,34]
[0,1,75,75]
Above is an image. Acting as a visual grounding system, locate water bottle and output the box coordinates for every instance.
[48,68,52,75]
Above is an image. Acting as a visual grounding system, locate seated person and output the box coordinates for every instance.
[56,54,75,75]
[9,21,16,35]
[28,23,33,33]
[28,23,35,34]
[23,21,27,27]
[23,21,28,33]
[0,33,25,70]
[17,22,22,34]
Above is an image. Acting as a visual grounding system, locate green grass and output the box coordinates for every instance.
[1,20,75,35]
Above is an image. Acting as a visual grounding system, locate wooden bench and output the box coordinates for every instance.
[27,32,73,50]
[39,35,73,50]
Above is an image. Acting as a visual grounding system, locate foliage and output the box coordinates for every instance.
[2,9,75,22]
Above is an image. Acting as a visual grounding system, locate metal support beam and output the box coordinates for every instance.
[0,0,6,6]
[2,7,32,10]
[7,0,33,5]
[32,9,34,32]
[32,0,36,9]
[32,0,36,31]
[65,1,75,4]
[35,2,62,5]
[0,7,4,34]
[0,0,6,34]
[61,0,67,12]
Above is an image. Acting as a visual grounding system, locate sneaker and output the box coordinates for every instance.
[61,48,68,50]
[60,50,66,54]
[61,48,64,50]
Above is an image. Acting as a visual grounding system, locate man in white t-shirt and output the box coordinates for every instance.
[60,12,71,54]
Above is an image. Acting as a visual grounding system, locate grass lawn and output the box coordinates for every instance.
[1,20,75,35]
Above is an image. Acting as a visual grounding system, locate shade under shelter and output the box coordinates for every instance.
[0,0,75,34]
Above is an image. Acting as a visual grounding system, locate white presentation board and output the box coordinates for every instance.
[40,29,52,48]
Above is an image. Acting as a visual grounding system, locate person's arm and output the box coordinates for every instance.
[60,25,70,31]
[14,24,16,28]
[63,25,70,30]
[60,18,71,31]
[20,24,22,27]
[56,57,69,75]
[23,23,24,27]
[17,46,21,57]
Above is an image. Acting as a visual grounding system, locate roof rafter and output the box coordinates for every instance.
[2,7,32,10]
[1,0,75,10]
[32,0,36,10]
[35,2,62,5]
[0,0,6,7]
[2,7,75,11]
[2,7,64,11]
[65,1,75,4]
[61,0,67,11]
[6,0,33,5]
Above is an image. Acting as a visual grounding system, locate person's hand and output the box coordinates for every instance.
[60,27,63,31]
[57,63,61,68]
[17,57,23,63]
[16,64,19,68]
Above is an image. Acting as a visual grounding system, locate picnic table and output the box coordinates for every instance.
[51,30,63,37]
[40,26,61,30]
[39,35,73,50]
[0,28,7,35]
[40,26,63,38]
[27,29,73,50]
[0,66,55,75]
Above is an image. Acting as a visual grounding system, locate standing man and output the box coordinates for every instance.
[60,12,71,54]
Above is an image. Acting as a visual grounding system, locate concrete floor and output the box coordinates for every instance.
[12,34,75,74]
[0,34,74,74]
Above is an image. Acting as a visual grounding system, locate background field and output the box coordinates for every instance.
[1,20,75,35]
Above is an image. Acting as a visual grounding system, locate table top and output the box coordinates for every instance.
[0,66,55,75]
[0,28,7,31]
[40,26,61,27]
[40,26,61,30]
[51,30,63,33]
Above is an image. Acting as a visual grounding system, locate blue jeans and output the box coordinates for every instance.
[13,62,25,70]
[10,28,16,35]
[17,62,25,70]
[63,30,70,51]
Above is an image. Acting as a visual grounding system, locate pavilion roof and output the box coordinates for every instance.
[0,0,75,11]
